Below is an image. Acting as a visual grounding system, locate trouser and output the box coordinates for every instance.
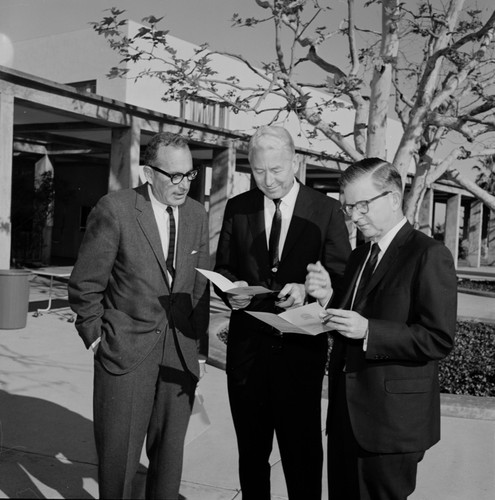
[228,334,326,500]
[327,372,424,500]
[93,332,196,499]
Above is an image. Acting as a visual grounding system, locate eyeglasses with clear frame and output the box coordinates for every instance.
[147,165,199,185]
[341,191,392,217]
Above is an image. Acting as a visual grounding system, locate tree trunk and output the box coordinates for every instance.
[366,0,399,159]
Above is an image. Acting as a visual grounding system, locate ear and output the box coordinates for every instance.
[391,190,402,211]
[142,165,154,184]
[292,155,299,175]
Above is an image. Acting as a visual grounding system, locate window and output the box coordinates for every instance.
[180,97,229,129]
[66,80,97,94]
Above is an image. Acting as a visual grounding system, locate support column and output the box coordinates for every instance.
[209,143,236,258]
[34,155,54,265]
[109,119,141,191]
[444,194,460,267]
[486,209,495,266]
[467,200,483,268]
[0,91,14,269]
[418,188,433,236]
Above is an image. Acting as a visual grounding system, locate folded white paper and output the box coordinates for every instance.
[196,268,275,295]
[246,302,330,336]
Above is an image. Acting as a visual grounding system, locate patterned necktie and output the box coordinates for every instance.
[268,199,282,274]
[352,242,380,312]
[166,206,176,281]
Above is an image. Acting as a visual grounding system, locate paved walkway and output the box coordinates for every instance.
[0,275,493,499]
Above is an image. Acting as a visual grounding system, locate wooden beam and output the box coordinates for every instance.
[109,119,142,191]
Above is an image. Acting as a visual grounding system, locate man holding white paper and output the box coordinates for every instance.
[214,126,351,500]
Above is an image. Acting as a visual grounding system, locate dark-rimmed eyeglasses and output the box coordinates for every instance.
[341,191,391,217]
[147,165,199,184]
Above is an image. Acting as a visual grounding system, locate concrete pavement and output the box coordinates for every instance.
[0,275,494,499]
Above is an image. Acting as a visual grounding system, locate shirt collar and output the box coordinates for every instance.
[264,180,300,209]
[147,184,177,214]
[375,217,407,254]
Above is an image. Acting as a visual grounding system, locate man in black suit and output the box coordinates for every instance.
[214,126,351,499]
[306,158,457,499]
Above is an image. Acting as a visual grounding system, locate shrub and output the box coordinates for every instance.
[439,321,495,397]
[457,279,495,293]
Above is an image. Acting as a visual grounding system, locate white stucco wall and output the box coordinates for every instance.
[12,22,404,161]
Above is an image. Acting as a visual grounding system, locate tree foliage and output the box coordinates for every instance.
[92,0,495,222]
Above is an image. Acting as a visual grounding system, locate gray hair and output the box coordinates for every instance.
[143,132,189,166]
[248,126,295,162]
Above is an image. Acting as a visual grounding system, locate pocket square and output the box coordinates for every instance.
[191,250,198,255]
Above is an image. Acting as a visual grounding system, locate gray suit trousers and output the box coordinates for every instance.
[93,330,196,499]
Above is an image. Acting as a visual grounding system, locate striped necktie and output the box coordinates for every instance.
[352,242,380,312]
[166,206,176,281]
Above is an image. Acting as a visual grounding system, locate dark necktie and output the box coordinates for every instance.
[166,206,176,281]
[352,242,380,312]
[268,199,282,274]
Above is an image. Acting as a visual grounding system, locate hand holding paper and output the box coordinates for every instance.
[247,302,332,336]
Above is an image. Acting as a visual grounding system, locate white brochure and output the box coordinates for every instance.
[196,268,276,295]
[246,302,330,336]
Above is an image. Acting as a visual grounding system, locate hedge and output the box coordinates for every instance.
[217,319,495,397]
[457,278,495,293]
[439,320,495,397]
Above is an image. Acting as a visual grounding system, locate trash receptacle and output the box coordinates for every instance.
[0,269,31,329]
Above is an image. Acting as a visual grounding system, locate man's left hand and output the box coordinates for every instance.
[275,283,306,309]
[320,308,368,339]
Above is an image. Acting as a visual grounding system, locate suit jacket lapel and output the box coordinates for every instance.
[175,199,193,281]
[135,184,171,291]
[336,243,369,309]
[364,222,414,296]
[247,190,269,266]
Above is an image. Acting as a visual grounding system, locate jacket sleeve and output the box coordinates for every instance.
[191,210,210,359]
[322,200,352,301]
[68,196,119,349]
[213,198,240,308]
[366,243,457,362]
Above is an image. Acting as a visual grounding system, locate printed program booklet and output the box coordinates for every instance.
[196,268,277,296]
[246,302,330,336]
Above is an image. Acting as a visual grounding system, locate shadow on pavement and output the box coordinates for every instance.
[0,390,97,499]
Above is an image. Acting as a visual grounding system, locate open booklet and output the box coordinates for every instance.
[196,268,277,296]
[246,302,330,336]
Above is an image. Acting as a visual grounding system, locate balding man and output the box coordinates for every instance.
[306,158,457,499]
[214,126,351,499]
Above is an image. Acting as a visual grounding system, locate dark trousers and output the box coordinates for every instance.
[228,335,326,500]
[93,332,196,499]
[327,372,424,500]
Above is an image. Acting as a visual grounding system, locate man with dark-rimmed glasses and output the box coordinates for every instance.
[69,132,210,499]
[306,157,457,499]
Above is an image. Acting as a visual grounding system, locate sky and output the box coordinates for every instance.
[0,0,373,79]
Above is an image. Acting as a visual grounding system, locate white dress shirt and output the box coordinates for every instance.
[148,184,178,274]
[263,181,300,258]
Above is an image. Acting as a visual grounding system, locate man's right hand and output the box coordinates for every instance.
[305,261,333,306]
[226,281,253,310]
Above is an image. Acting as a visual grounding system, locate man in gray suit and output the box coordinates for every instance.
[69,132,210,499]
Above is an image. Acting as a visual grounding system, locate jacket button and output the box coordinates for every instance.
[156,329,161,334]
